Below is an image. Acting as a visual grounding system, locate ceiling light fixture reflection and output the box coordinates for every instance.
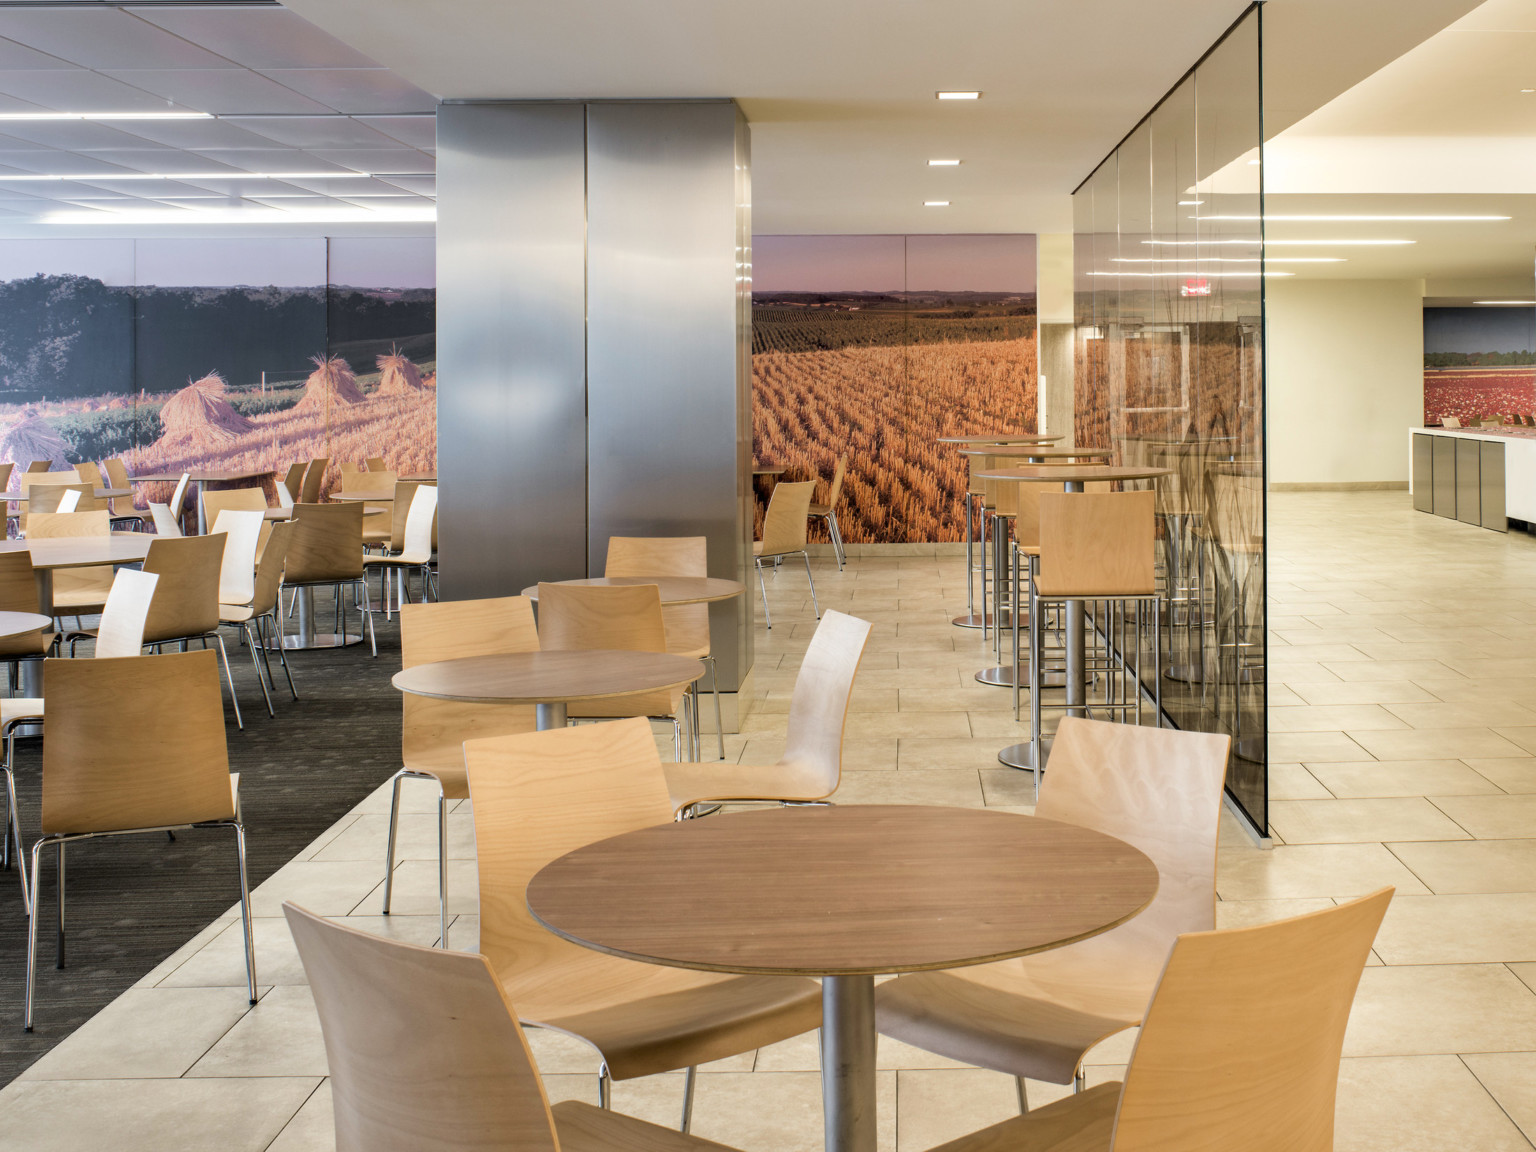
[1178,200,1203,205]
[1088,270,1292,278]
[924,200,950,206]
[1195,214,1510,222]
[1112,256,1344,263]
[928,159,961,166]
[0,111,212,121]
[936,91,980,100]
[1143,239,1414,247]
[42,205,437,225]
[1473,299,1536,305]
[0,171,390,182]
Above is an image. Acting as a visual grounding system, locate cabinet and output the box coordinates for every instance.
[1413,432,1508,532]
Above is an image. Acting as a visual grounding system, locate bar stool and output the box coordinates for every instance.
[955,452,992,629]
[1025,490,1161,790]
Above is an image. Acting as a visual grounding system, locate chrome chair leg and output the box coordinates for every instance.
[681,1065,698,1133]
[265,611,298,700]
[599,1065,612,1109]
[241,623,274,717]
[234,822,257,1004]
[55,841,65,969]
[213,634,243,730]
[24,836,42,1029]
[436,791,449,948]
[381,773,405,916]
[1016,1076,1028,1113]
[801,551,820,619]
[703,654,725,760]
[756,559,773,629]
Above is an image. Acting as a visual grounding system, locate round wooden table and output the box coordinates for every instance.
[0,611,50,640]
[519,576,745,605]
[529,804,1158,1152]
[392,649,705,730]
[752,464,786,476]
[8,487,132,502]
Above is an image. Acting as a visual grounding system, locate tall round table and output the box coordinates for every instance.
[528,804,1158,1152]
[973,464,1173,771]
[392,649,705,731]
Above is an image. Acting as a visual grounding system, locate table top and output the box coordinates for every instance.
[392,649,705,704]
[401,472,437,483]
[263,508,295,520]
[528,805,1158,977]
[0,535,153,569]
[520,576,746,606]
[752,465,786,476]
[0,611,51,639]
[131,470,273,483]
[9,487,131,501]
[936,434,1065,445]
[332,491,394,502]
[975,464,1174,484]
[960,446,1113,459]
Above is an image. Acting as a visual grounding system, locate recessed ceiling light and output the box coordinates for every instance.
[924,200,950,207]
[936,91,980,100]
[928,159,961,166]
[0,171,386,182]
[1523,89,1535,94]
[1112,257,1344,264]
[1088,270,1293,278]
[0,111,212,121]
[1195,214,1510,222]
[1247,159,1261,166]
[1474,300,1536,305]
[1178,200,1203,206]
[42,205,437,225]
[1144,239,1415,247]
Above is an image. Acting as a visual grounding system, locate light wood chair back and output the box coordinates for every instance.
[464,718,675,982]
[25,483,94,517]
[387,481,423,551]
[340,461,360,474]
[142,532,226,643]
[366,456,387,472]
[40,648,235,835]
[1442,415,1461,428]
[536,581,673,717]
[283,902,560,1152]
[95,568,159,659]
[1036,491,1156,598]
[168,473,191,520]
[605,535,709,655]
[248,519,295,615]
[0,551,46,658]
[25,461,52,473]
[300,457,329,504]
[780,609,872,793]
[19,470,80,497]
[149,502,182,537]
[101,458,130,492]
[279,462,306,509]
[211,510,265,606]
[287,502,365,583]
[27,511,112,613]
[0,462,12,493]
[394,484,437,563]
[400,596,539,775]
[823,455,847,506]
[759,480,814,557]
[1110,890,1392,1151]
[25,510,109,539]
[1011,478,1063,550]
[201,486,267,531]
[74,461,104,487]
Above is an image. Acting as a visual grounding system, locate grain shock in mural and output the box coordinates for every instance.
[752,234,1037,545]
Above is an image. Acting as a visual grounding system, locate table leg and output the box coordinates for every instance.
[195,482,207,536]
[536,701,567,731]
[266,586,361,650]
[1062,479,1087,720]
[14,569,50,736]
[822,974,876,1152]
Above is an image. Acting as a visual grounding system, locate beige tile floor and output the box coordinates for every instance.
[3,490,1536,1149]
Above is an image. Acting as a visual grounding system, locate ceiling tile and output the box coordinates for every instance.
[0,69,179,112]
[0,36,74,70]
[220,114,402,149]
[303,147,434,173]
[172,147,331,172]
[62,149,248,175]
[278,175,419,196]
[130,7,382,70]
[99,69,334,115]
[355,115,436,150]
[89,117,285,151]
[0,153,140,176]
[375,175,437,195]
[255,69,434,115]
[0,9,235,70]
[0,119,171,150]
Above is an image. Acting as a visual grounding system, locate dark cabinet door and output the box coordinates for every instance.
[1412,434,1434,513]
[1481,441,1506,532]
[1433,437,1457,519]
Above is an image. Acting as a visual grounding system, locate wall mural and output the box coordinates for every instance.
[0,237,435,505]
[752,234,1037,544]
[1423,306,1536,425]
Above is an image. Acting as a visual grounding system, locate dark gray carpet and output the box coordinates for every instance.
[0,589,405,1083]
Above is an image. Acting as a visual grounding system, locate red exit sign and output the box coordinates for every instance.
[1181,277,1212,298]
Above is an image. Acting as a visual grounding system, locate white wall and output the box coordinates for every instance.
[1267,277,1424,486]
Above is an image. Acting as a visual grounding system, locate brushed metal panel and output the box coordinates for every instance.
[585,102,752,691]
[1457,438,1481,524]
[1412,434,1433,513]
[1433,436,1457,519]
[436,103,588,601]
[1481,440,1507,531]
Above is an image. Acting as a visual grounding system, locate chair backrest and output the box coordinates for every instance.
[0,551,45,659]
[168,473,191,519]
[26,482,94,517]
[464,718,676,984]
[25,510,110,539]
[300,457,330,504]
[388,481,423,551]
[605,535,710,655]
[339,461,360,474]
[73,460,103,486]
[824,454,848,506]
[395,484,437,562]
[95,568,159,659]
[211,509,265,605]
[343,469,398,506]
[759,480,815,557]
[40,648,235,835]
[149,502,183,537]
[142,532,226,642]
[400,596,540,774]
[20,470,81,494]
[101,458,130,491]
[536,581,666,653]
[0,462,12,493]
[1109,890,1392,1152]
[283,903,560,1152]
[779,609,872,792]
[1442,415,1461,428]
[1039,717,1231,982]
[25,460,52,473]
[249,519,296,615]
[201,486,267,530]
[279,462,306,508]
[365,456,387,472]
[286,502,365,583]
[1036,491,1156,598]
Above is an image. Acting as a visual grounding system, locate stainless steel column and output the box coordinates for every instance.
[822,974,877,1152]
[436,104,589,600]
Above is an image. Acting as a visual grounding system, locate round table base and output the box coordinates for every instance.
[1234,735,1265,763]
[975,666,1017,687]
[1165,663,1207,684]
[998,738,1052,771]
[951,613,993,629]
[264,633,362,651]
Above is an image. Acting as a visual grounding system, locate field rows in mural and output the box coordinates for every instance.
[753,336,1037,542]
[1423,368,1536,426]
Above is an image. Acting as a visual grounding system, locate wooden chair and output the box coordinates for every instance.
[920,890,1393,1152]
[16,472,83,535]
[605,535,722,759]
[342,468,397,548]
[24,461,52,473]
[381,595,540,946]
[364,484,436,613]
[220,518,298,711]
[0,550,49,673]
[371,480,424,611]
[536,582,696,761]
[142,532,244,729]
[2,569,159,911]
[162,472,192,533]
[100,458,144,530]
[201,486,267,530]
[283,501,375,652]
[339,461,360,474]
[209,509,276,716]
[278,462,306,509]
[754,479,818,628]
[25,483,94,517]
[365,455,387,472]
[25,510,113,622]
[149,502,182,537]
[1442,415,1462,428]
[284,902,751,1152]
[808,454,849,569]
[667,609,871,816]
[877,716,1229,1102]
[464,719,821,1126]
[300,457,330,504]
[24,646,255,1031]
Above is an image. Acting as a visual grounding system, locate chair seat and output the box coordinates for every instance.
[808,503,833,516]
[1032,579,1157,599]
[219,603,258,624]
[664,758,831,814]
[921,1081,1119,1152]
[507,949,820,1080]
[401,760,469,801]
[1,697,43,725]
[553,1099,740,1152]
[364,550,431,568]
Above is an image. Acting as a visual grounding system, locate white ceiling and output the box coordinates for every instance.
[0,2,436,237]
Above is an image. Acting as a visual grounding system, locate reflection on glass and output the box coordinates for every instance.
[1071,6,1266,834]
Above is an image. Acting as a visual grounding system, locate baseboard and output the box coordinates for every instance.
[807,542,967,557]
[1268,481,1409,492]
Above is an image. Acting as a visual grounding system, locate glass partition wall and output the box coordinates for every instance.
[1072,5,1266,835]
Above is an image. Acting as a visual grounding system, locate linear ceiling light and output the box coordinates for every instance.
[924,200,950,206]
[1112,256,1343,263]
[42,206,437,225]
[0,111,212,121]
[1196,214,1510,222]
[1178,200,1203,205]
[936,91,980,100]
[0,171,392,182]
[1088,270,1292,278]
[928,159,961,166]
[1143,239,1414,246]
[1474,299,1536,305]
